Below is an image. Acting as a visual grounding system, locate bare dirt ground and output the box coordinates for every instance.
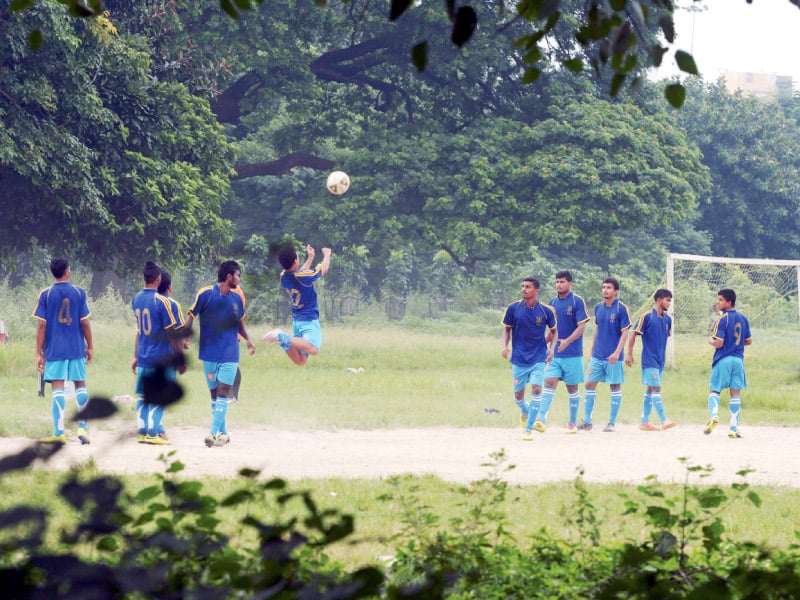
[2,420,799,488]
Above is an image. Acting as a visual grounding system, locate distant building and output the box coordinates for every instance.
[722,71,794,100]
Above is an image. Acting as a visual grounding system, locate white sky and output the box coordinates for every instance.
[652,0,800,86]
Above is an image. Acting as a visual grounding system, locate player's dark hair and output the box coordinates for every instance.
[278,245,298,270]
[218,260,241,283]
[143,261,161,284]
[603,277,620,291]
[523,277,540,289]
[50,258,69,279]
[718,288,736,307]
[654,288,673,301]
[555,270,572,282]
[158,270,172,295]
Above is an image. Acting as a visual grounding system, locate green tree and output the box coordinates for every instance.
[0,0,236,280]
[676,80,800,258]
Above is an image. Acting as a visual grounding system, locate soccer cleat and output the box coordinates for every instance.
[661,420,677,430]
[602,422,616,433]
[533,420,546,433]
[519,413,528,428]
[144,434,171,445]
[565,422,577,434]
[77,428,91,445]
[728,429,743,439]
[639,422,660,431]
[262,329,285,343]
[138,433,147,443]
[576,420,593,432]
[228,396,238,404]
[39,433,67,444]
[213,433,230,447]
[204,434,216,448]
[522,430,534,441]
[703,416,719,435]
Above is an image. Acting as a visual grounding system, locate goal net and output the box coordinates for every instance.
[661,253,800,367]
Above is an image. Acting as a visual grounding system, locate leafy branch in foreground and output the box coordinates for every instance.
[0,441,382,598]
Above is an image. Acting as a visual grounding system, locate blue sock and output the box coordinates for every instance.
[136,396,146,435]
[211,399,228,435]
[538,387,555,424]
[641,392,652,422]
[52,389,66,436]
[568,391,580,424]
[729,396,741,429]
[278,332,292,351]
[528,394,541,421]
[515,397,529,416]
[708,393,720,417]
[75,385,88,430]
[652,392,666,422]
[148,404,165,436]
[584,390,596,424]
[609,390,622,424]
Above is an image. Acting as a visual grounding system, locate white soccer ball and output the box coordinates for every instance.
[326,171,350,195]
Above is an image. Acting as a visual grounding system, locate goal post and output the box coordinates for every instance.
[663,253,800,368]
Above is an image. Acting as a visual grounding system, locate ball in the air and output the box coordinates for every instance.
[326,171,350,195]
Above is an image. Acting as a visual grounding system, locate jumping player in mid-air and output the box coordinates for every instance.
[263,244,332,366]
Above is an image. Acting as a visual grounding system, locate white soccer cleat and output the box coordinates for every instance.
[262,329,285,343]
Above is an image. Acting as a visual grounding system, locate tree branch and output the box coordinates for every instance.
[232,153,335,179]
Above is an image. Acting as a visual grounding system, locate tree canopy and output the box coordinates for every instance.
[2,0,799,300]
[0,0,236,275]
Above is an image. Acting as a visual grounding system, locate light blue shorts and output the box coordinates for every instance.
[135,366,177,396]
[293,319,322,356]
[43,358,86,383]
[586,357,625,385]
[641,368,663,388]
[512,362,546,392]
[203,361,238,389]
[544,357,584,385]
[710,356,747,392]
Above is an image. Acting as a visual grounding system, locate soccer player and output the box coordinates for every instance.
[704,288,752,438]
[500,277,557,441]
[132,262,181,445]
[263,244,332,366]
[185,260,256,448]
[533,270,590,433]
[578,277,632,433]
[32,258,93,444]
[625,289,677,432]
[131,265,185,445]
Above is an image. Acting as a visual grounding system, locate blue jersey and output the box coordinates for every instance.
[591,299,632,360]
[281,264,324,321]
[632,308,671,370]
[502,300,557,366]
[132,288,179,368]
[32,282,91,361]
[188,284,246,363]
[549,291,590,358]
[167,297,186,330]
[710,309,751,367]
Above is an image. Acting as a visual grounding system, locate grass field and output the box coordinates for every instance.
[2,320,799,436]
[1,317,799,567]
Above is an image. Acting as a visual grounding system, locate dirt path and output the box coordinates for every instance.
[3,421,799,488]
